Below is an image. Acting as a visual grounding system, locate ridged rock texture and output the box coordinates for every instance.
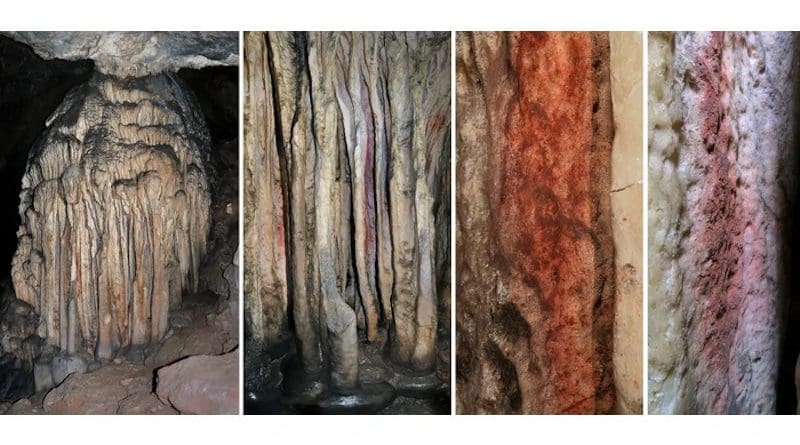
[244,31,450,409]
[456,31,643,414]
[648,32,800,414]
[7,33,224,362]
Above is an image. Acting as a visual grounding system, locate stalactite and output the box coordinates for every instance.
[244,31,450,409]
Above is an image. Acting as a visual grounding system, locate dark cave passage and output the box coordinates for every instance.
[776,87,800,414]
[0,35,92,282]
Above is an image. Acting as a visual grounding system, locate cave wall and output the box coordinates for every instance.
[455,31,642,414]
[4,32,237,78]
[244,31,451,389]
[648,31,800,414]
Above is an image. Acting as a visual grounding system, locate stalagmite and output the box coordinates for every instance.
[10,72,211,360]
[648,32,800,414]
[456,31,642,414]
[244,31,450,411]
[3,32,237,366]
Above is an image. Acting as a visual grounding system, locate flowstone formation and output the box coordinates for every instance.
[244,31,451,414]
[12,72,212,360]
[648,32,800,415]
[455,31,642,414]
[0,32,239,410]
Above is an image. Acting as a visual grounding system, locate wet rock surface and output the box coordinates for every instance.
[245,328,450,414]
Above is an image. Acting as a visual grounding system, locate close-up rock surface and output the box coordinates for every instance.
[243,31,451,414]
[648,31,800,415]
[455,31,642,414]
[0,32,239,414]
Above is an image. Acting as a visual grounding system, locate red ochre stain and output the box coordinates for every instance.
[492,32,611,412]
[428,111,446,135]
[363,104,377,258]
[274,183,286,257]
[425,111,447,169]
[689,32,747,413]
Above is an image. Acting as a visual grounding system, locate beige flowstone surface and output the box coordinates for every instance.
[610,31,643,415]
[11,72,212,361]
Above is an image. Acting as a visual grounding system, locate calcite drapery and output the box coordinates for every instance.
[456,31,617,414]
[244,31,450,392]
[11,71,212,360]
[648,32,800,414]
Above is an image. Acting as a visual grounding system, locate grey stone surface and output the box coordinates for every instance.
[33,359,54,392]
[4,31,237,77]
[51,352,89,386]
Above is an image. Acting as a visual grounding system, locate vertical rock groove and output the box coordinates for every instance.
[243,32,290,349]
[456,31,640,414]
[244,31,450,412]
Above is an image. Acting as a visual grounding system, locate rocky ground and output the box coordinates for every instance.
[245,326,450,414]
[1,290,237,415]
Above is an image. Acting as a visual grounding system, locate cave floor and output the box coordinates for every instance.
[245,327,451,415]
[0,290,238,415]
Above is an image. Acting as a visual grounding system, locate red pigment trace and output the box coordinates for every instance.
[492,32,613,413]
[689,32,747,413]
